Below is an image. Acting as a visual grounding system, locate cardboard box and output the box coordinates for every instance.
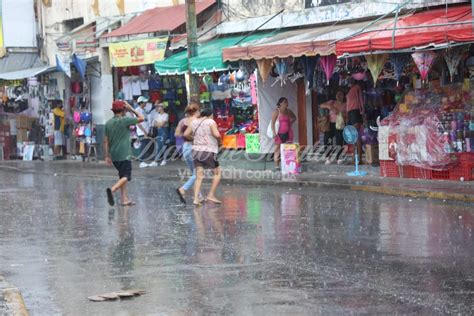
[16,129,28,142]
[378,126,390,144]
[16,116,35,129]
[378,143,392,161]
[365,144,379,164]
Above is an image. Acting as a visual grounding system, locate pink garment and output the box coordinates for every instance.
[275,112,294,145]
[346,84,364,113]
[249,73,257,105]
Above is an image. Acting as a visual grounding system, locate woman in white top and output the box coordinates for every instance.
[184,106,222,206]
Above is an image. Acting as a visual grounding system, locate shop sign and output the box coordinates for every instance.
[109,37,168,67]
[57,41,71,51]
[305,0,351,9]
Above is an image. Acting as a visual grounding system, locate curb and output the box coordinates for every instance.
[0,276,29,316]
[1,164,472,203]
[217,177,474,203]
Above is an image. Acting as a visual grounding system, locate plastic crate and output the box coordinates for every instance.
[380,160,400,178]
[431,169,450,180]
[401,165,432,179]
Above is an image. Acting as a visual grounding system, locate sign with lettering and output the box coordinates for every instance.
[109,37,168,67]
[305,0,351,9]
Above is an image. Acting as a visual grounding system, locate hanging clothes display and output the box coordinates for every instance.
[365,54,388,87]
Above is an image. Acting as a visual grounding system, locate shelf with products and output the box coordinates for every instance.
[379,82,474,180]
[198,70,259,150]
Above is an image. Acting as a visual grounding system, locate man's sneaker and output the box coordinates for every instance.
[139,162,148,168]
[160,160,167,166]
[148,161,158,167]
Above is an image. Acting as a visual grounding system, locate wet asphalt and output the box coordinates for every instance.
[0,169,473,315]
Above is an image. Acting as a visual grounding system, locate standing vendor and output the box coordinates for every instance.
[53,100,65,158]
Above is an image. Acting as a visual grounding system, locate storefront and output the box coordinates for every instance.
[222,21,375,155]
[0,64,61,160]
[335,4,474,181]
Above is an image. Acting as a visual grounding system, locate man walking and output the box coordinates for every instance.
[104,100,144,206]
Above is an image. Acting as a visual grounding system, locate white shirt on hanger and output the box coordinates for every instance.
[121,76,133,101]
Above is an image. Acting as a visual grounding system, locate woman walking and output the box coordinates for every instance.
[271,97,297,170]
[175,102,200,204]
[184,107,222,206]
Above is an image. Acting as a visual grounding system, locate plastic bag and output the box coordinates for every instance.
[335,112,345,130]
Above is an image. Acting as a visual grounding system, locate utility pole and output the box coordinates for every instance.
[185,0,199,102]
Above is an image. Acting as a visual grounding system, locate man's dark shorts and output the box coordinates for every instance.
[113,160,132,181]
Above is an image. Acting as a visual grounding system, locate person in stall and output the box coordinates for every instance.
[271,97,297,170]
[53,100,66,159]
[320,90,347,165]
[346,80,365,164]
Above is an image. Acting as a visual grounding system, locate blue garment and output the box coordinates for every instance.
[182,142,196,191]
[137,136,151,162]
[154,127,169,162]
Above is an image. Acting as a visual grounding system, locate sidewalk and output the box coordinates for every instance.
[1,159,473,202]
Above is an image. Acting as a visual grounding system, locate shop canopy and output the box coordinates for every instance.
[336,4,474,56]
[0,66,54,80]
[154,33,269,75]
[222,21,374,61]
[102,0,215,38]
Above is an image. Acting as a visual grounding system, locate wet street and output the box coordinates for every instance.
[0,169,473,315]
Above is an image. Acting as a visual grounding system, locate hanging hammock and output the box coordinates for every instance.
[319,54,337,85]
[256,59,272,83]
[444,48,463,82]
[412,51,437,83]
[389,53,410,86]
[271,58,290,87]
[365,54,388,87]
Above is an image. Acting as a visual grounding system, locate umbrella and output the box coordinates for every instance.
[319,54,337,85]
[412,51,437,82]
[256,59,272,83]
[444,48,463,82]
[365,54,388,87]
[389,53,410,85]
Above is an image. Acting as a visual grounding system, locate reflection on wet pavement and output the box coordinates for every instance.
[0,170,473,314]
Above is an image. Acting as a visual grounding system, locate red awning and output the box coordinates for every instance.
[222,21,379,61]
[336,4,474,55]
[103,0,215,38]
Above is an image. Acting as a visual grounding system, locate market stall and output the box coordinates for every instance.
[154,35,269,150]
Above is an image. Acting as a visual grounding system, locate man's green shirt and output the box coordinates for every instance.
[105,116,138,162]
